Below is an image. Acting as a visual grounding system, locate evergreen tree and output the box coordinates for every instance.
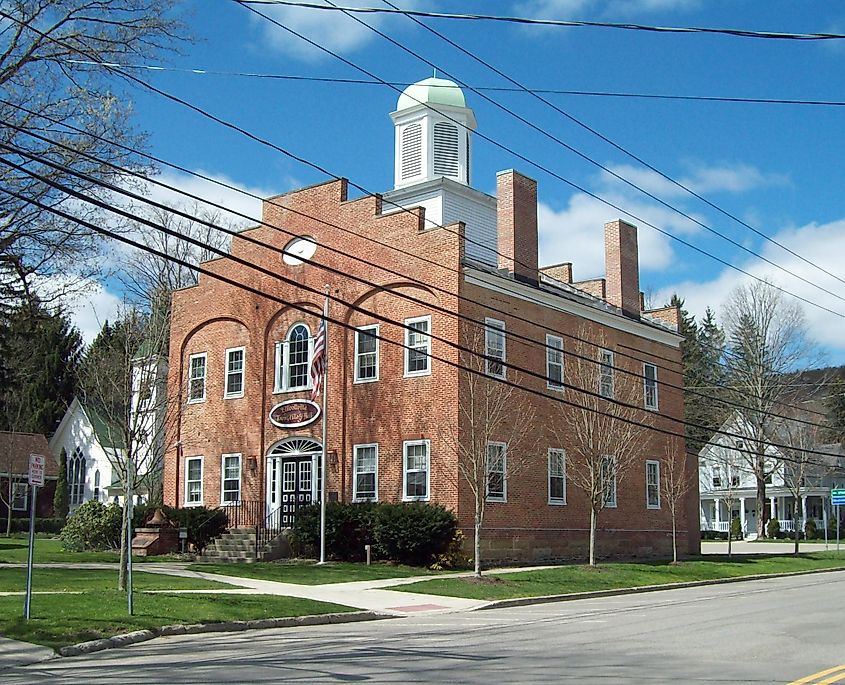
[825,377,845,444]
[54,448,69,520]
[0,301,83,435]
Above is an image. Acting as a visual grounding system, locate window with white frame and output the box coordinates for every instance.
[68,447,86,506]
[403,440,430,500]
[224,347,245,398]
[486,442,507,502]
[546,334,564,390]
[601,455,617,507]
[187,352,207,403]
[276,323,312,392]
[11,482,27,511]
[646,460,660,508]
[93,470,101,501]
[353,444,378,501]
[354,325,379,383]
[404,316,431,377]
[221,454,241,504]
[485,319,506,378]
[548,448,566,505]
[643,362,658,410]
[712,465,722,488]
[599,349,614,398]
[185,456,203,505]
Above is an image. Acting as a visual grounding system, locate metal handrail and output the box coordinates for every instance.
[219,500,263,529]
[256,506,284,559]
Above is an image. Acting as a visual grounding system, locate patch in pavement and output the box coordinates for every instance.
[387,604,448,612]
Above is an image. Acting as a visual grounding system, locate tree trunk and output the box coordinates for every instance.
[474,498,483,578]
[727,519,732,558]
[756,472,767,538]
[5,477,11,537]
[589,506,597,566]
[793,500,801,556]
[118,501,129,591]
[671,512,678,564]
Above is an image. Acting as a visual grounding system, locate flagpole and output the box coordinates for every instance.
[319,288,329,565]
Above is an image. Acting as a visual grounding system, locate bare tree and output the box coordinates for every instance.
[704,440,743,557]
[79,305,176,591]
[660,437,692,564]
[441,324,538,578]
[553,328,654,566]
[723,280,820,537]
[0,1,186,306]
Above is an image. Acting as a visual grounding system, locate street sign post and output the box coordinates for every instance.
[833,490,845,556]
[24,453,45,620]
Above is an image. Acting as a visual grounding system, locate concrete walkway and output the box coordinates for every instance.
[701,540,844,555]
[0,636,54,671]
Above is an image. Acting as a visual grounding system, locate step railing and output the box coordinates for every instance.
[219,500,263,529]
[256,506,284,560]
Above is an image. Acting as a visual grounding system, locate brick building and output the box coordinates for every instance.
[163,77,699,562]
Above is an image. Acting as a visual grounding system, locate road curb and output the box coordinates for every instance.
[57,611,396,657]
[475,565,845,611]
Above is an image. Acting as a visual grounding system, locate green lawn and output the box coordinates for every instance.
[0,536,180,564]
[0,592,355,651]
[188,560,445,584]
[0,567,233,592]
[395,553,845,601]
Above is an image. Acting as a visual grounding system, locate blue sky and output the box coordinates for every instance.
[78,0,845,363]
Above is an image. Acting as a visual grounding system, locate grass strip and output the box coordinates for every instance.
[0,536,182,564]
[0,567,233,592]
[187,560,443,585]
[0,592,355,651]
[395,552,845,600]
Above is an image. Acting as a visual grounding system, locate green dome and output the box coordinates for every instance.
[396,77,466,111]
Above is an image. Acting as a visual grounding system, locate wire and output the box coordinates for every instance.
[6,120,834,429]
[2,160,839,467]
[235,1,845,320]
[60,60,845,108]
[237,2,845,41]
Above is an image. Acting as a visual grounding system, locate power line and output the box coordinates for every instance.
[61,60,845,107]
[6,119,834,429]
[2,161,839,467]
[238,2,845,41]
[235,1,845,320]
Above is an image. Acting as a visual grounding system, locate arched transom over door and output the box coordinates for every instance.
[266,438,322,527]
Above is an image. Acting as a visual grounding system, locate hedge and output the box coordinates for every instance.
[5,517,65,534]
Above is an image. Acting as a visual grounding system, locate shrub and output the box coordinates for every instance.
[160,505,227,553]
[371,502,457,566]
[9,517,66,534]
[766,518,781,539]
[805,518,818,540]
[60,501,123,550]
[430,529,471,570]
[730,517,743,541]
[291,502,376,561]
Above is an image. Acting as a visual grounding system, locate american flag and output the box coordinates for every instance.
[310,317,326,401]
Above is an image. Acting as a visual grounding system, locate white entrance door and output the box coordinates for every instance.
[266,438,322,528]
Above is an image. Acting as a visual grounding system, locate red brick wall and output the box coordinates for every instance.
[496,171,538,284]
[540,262,573,284]
[605,219,640,317]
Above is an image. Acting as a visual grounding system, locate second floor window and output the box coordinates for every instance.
[643,363,658,410]
[188,353,207,403]
[485,319,506,378]
[404,316,431,377]
[276,323,312,392]
[546,334,564,390]
[225,347,245,398]
[599,349,614,399]
[354,325,379,383]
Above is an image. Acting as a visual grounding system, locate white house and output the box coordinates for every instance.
[699,413,845,538]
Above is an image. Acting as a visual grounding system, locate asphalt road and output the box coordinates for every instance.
[5,571,845,684]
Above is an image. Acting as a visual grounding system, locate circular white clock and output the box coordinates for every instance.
[282,236,317,266]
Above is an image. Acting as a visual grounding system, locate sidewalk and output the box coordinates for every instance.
[0,636,54,671]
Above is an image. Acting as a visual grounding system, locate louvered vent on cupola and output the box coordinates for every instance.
[432,122,459,177]
[400,123,423,180]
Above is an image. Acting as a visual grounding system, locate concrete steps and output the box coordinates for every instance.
[199,527,292,563]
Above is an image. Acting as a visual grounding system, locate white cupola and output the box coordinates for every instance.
[390,77,477,190]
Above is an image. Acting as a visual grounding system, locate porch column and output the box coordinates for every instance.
[715,498,722,525]
[770,496,776,521]
[802,495,808,524]
[823,498,829,530]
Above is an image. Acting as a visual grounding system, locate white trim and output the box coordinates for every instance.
[643,362,659,411]
[404,315,432,378]
[354,325,380,384]
[484,318,506,379]
[646,459,661,509]
[352,443,379,502]
[486,441,507,502]
[184,455,204,506]
[548,448,566,505]
[224,346,246,399]
[464,268,683,347]
[220,453,242,504]
[187,352,207,404]
[402,439,431,501]
[545,334,564,391]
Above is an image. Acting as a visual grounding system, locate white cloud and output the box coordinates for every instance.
[655,217,845,355]
[68,282,124,345]
[517,0,699,19]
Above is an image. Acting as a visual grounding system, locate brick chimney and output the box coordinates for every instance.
[496,170,538,284]
[604,219,640,318]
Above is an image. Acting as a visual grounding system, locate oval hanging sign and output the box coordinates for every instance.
[269,399,321,429]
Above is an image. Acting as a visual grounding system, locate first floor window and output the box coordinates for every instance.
[225,347,245,398]
[403,440,430,500]
[354,326,379,382]
[486,442,507,502]
[485,318,506,378]
[188,352,207,403]
[68,447,86,506]
[404,316,431,376]
[93,469,101,502]
[548,448,566,505]
[353,444,378,501]
[221,454,241,504]
[643,362,658,410]
[646,460,660,508]
[185,457,203,505]
[546,334,564,390]
[11,482,27,511]
[601,455,617,508]
[599,349,614,398]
